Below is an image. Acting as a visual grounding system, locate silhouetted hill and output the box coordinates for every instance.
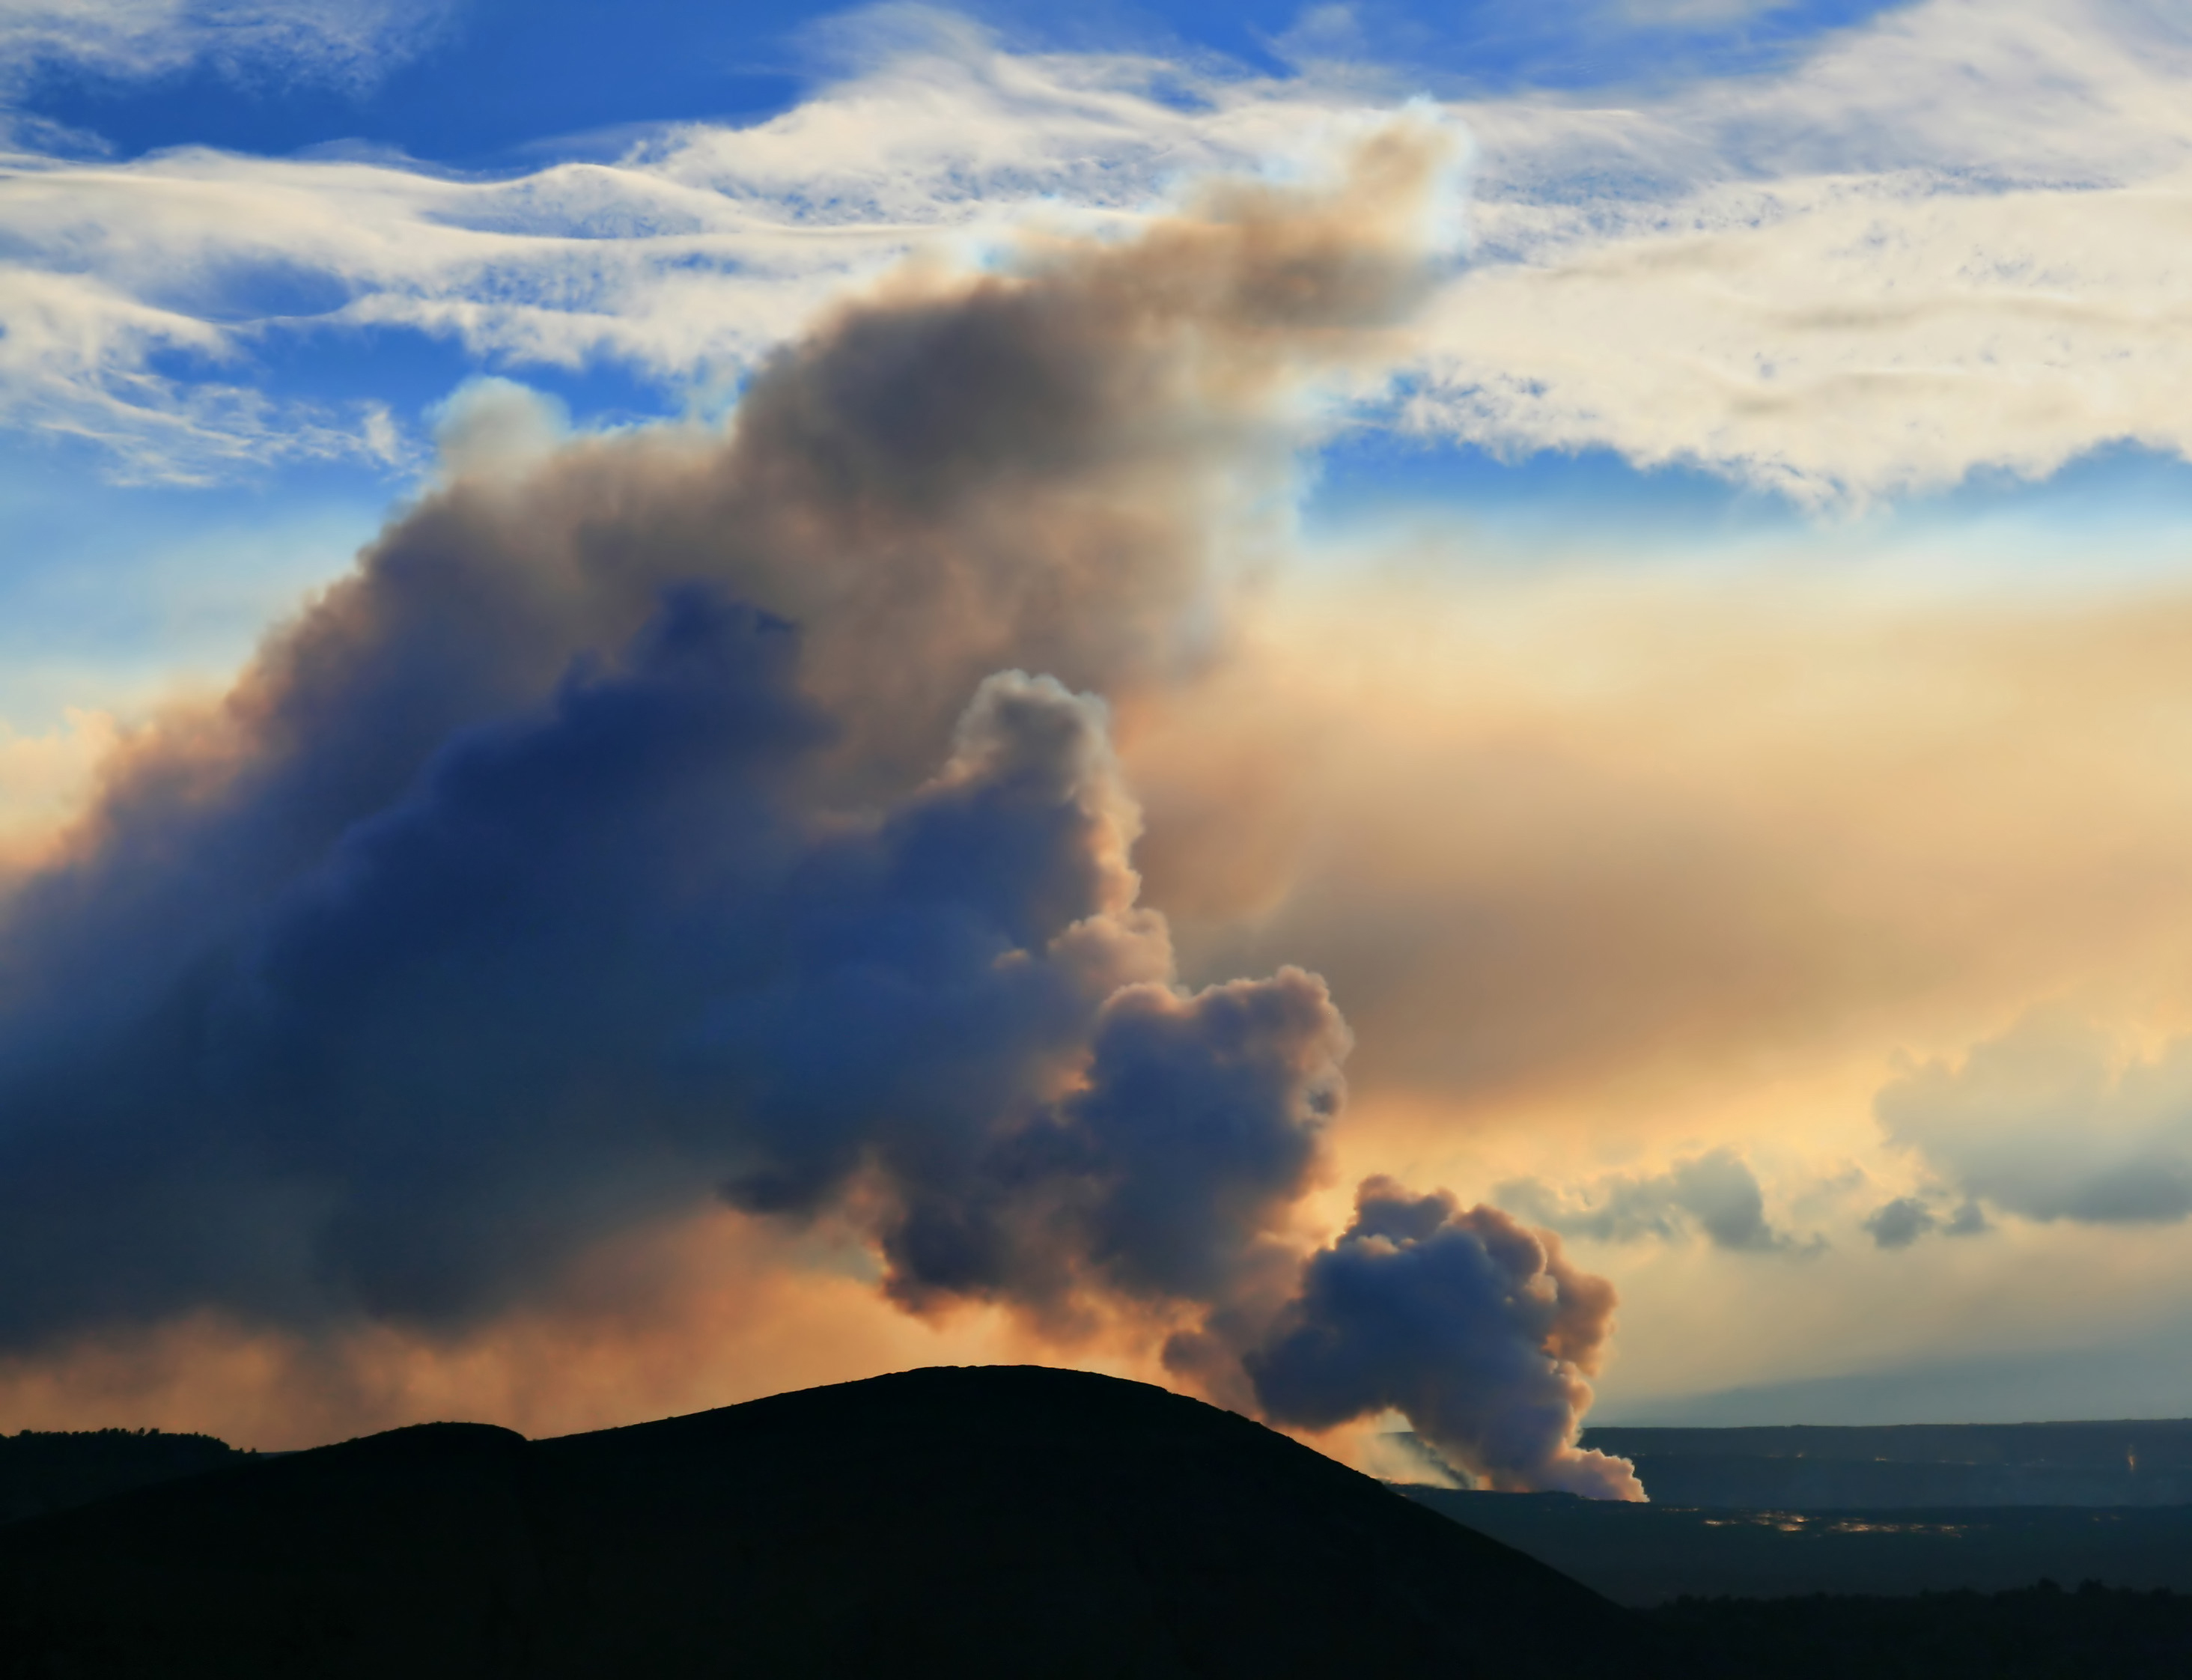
[0,1428,246,1524]
[0,1366,1665,1679]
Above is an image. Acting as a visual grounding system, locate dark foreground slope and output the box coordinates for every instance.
[1652,1583,2192,1679]
[0,1365,1661,1680]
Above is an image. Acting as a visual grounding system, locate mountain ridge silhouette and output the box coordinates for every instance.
[0,1363,1663,1679]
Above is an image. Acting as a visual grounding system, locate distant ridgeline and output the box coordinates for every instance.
[1577,1422,2192,1509]
[1393,1419,2192,1612]
[0,1429,247,1524]
[1,1396,2191,1673]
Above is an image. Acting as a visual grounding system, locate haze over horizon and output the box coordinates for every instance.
[5,0,2192,1467]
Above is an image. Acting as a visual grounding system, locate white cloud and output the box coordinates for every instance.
[1411,0,2192,502]
[0,18,1383,481]
[0,258,408,481]
[7,0,2192,498]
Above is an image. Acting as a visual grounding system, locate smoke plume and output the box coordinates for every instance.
[1248,1179,1641,1499]
[0,117,1640,1497]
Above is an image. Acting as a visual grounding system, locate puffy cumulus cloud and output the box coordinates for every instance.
[1243,1178,1642,1498]
[1861,1194,1927,1250]
[1409,0,2192,502]
[0,14,1416,481]
[1862,1193,1988,1249]
[426,378,572,482]
[1877,1011,2192,1229]
[0,125,1638,1494]
[1497,1148,1809,1254]
[0,0,451,99]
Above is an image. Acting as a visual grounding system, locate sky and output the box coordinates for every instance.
[4,0,2192,1471]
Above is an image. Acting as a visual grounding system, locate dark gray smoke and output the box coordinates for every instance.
[0,120,1640,1497]
[1246,1178,1642,1498]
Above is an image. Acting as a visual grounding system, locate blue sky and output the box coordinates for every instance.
[9,0,2191,722]
[10,0,2192,1435]
[16,1,1915,162]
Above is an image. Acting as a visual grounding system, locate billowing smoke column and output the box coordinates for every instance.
[0,118,1640,1498]
[1247,1181,1642,1498]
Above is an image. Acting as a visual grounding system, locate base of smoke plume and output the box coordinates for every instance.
[0,1188,1642,1505]
[1238,1176,1642,1500]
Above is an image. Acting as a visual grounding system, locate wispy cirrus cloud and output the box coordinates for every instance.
[0,0,454,98]
[1413,0,2192,504]
[0,16,1392,480]
[8,1,2192,492]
